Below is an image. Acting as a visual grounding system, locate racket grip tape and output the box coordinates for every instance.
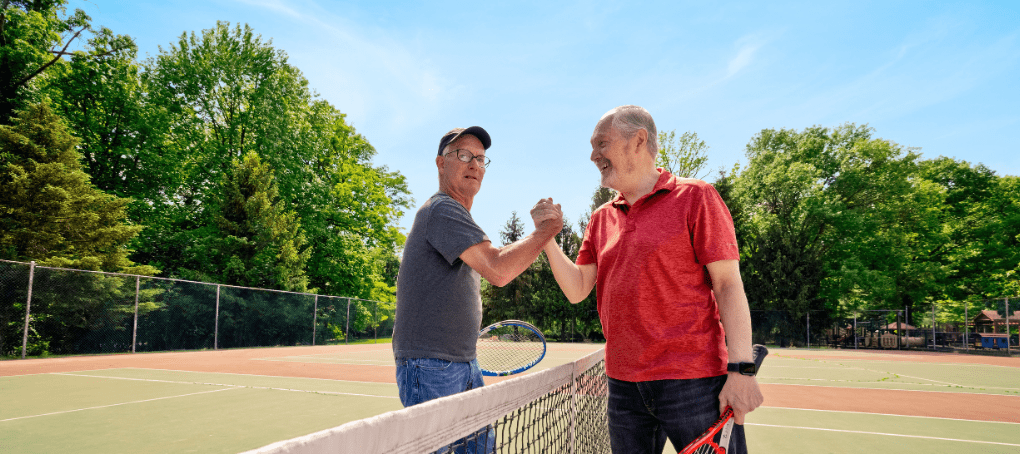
[751,344,768,369]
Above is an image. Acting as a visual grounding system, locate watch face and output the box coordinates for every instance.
[738,362,756,375]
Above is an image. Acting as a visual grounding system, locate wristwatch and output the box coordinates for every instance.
[727,361,758,376]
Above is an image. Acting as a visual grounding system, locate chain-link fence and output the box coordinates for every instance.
[750,310,834,348]
[0,260,395,359]
[752,301,1017,355]
[819,299,1017,354]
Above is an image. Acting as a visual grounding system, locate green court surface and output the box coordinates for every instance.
[1,345,1018,453]
[757,351,1020,395]
[746,408,1020,454]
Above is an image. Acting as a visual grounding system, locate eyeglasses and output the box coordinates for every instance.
[444,148,491,168]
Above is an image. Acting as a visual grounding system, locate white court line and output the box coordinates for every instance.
[747,423,1020,447]
[0,388,236,423]
[776,356,1020,369]
[51,372,399,399]
[121,367,392,385]
[255,358,395,365]
[763,406,1020,425]
[762,381,1020,395]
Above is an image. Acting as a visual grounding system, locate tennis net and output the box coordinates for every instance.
[242,348,610,454]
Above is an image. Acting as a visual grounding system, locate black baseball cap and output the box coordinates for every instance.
[437,126,491,156]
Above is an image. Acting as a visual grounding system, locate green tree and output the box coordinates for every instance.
[205,151,310,292]
[656,129,710,179]
[919,161,1020,300]
[135,21,313,275]
[0,0,133,123]
[137,22,410,301]
[578,185,616,235]
[0,102,154,273]
[482,211,528,324]
[733,124,920,330]
[300,100,410,299]
[43,27,161,203]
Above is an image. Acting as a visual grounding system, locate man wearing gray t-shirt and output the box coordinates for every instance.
[393,126,562,429]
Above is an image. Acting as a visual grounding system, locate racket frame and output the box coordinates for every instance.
[476,319,547,376]
[679,344,769,454]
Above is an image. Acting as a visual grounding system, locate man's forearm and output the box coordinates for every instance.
[715,282,754,363]
[543,240,594,304]
[485,222,560,287]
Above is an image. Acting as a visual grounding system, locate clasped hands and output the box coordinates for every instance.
[530,197,563,234]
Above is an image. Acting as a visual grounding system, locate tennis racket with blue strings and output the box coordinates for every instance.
[476,320,547,376]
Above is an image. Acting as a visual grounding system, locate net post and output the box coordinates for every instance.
[569,358,578,454]
[312,295,319,346]
[132,275,140,353]
[215,284,221,350]
[21,261,35,359]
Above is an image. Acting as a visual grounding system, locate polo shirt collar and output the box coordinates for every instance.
[611,168,677,210]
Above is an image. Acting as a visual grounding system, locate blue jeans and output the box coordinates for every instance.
[607,375,747,454]
[395,357,495,454]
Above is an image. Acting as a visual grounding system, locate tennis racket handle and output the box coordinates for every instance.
[752,344,768,368]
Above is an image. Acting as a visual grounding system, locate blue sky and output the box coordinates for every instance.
[75,0,1020,242]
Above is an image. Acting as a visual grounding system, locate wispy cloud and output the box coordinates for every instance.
[726,33,771,78]
[228,0,451,134]
[727,42,760,77]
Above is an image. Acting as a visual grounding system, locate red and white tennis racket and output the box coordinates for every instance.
[678,344,768,454]
[678,407,736,454]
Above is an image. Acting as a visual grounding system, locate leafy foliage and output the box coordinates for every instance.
[0,0,133,124]
[0,102,154,273]
[733,124,920,319]
[207,152,311,291]
[656,129,710,179]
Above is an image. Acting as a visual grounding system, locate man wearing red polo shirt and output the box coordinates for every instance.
[540,105,763,453]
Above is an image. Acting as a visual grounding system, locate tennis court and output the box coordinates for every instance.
[2,344,1018,453]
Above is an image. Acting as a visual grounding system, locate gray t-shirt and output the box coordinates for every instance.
[393,192,489,362]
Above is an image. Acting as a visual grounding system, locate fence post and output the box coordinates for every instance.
[806,312,810,348]
[964,301,969,351]
[853,315,858,349]
[312,295,318,346]
[132,276,140,353]
[215,284,221,350]
[20,261,36,359]
[931,302,935,350]
[345,297,351,345]
[1006,297,1011,356]
[895,311,901,349]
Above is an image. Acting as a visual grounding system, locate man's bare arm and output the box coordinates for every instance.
[530,198,596,303]
[543,239,596,304]
[707,259,763,424]
[459,201,562,287]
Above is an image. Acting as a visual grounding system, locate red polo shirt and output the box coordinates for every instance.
[577,169,739,381]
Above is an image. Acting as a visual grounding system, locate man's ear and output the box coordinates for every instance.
[631,128,648,155]
[436,155,445,173]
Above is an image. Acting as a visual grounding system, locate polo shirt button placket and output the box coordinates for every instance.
[624,204,637,233]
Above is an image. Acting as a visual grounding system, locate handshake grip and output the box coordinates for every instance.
[530,197,563,234]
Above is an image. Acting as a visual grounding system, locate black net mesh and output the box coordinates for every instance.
[441,356,610,454]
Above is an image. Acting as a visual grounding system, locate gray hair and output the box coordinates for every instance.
[606,105,658,157]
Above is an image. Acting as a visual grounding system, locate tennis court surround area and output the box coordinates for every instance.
[2,343,1018,453]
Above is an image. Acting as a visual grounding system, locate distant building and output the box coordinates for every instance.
[970,310,1018,334]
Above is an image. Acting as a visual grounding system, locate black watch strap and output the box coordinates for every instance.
[727,361,757,376]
